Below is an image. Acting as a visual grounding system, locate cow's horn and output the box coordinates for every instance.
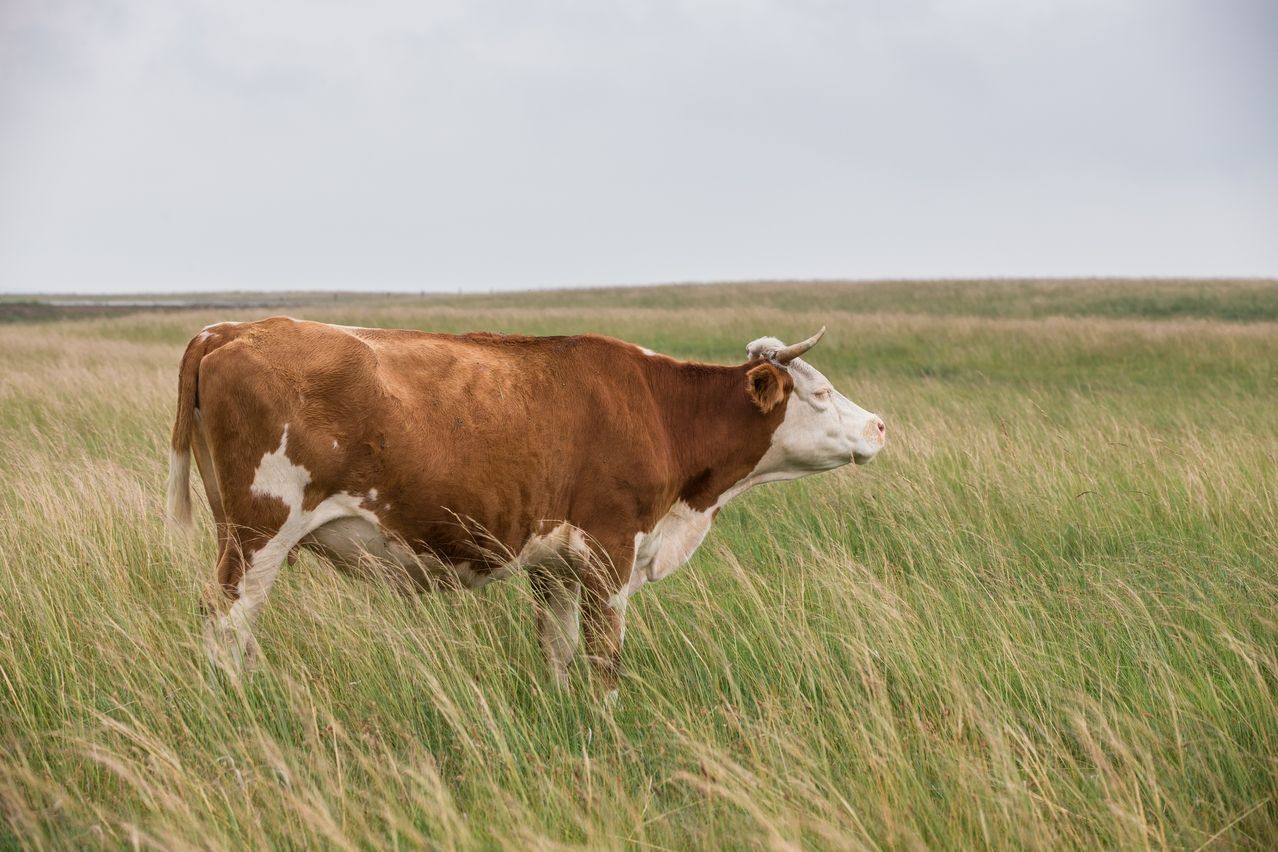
[773,327,826,364]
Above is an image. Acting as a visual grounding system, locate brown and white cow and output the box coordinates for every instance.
[168,318,885,699]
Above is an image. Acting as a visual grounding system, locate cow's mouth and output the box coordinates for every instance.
[853,452,874,465]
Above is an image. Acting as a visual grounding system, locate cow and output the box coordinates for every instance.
[167,318,886,699]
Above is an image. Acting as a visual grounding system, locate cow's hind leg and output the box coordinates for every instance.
[203,523,301,678]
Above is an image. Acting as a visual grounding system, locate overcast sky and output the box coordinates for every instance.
[1,0,1275,294]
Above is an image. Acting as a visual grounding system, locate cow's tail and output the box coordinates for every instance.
[167,333,205,525]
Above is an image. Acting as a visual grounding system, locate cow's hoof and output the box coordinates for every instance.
[203,615,259,680]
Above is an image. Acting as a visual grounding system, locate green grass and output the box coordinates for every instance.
[2,278,1276,849]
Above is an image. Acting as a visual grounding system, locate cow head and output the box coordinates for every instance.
[745,328,885,474]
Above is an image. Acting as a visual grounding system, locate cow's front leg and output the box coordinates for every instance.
[580,537,635,705]
[581,585,623,704]
[529,568,581,688]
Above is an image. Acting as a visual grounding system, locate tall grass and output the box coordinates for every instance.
[2,280,1276,848]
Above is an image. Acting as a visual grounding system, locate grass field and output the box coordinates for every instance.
[2,279,1276,849]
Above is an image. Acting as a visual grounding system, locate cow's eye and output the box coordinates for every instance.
[814,388,832,400]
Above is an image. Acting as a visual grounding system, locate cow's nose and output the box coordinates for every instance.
[860,416,887,446]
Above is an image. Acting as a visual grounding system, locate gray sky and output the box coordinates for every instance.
[2,0,1275,294]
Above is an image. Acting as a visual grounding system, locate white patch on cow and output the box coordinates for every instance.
[607,590,629,643]
[367,488,378,500]
[249,425,309,507]
[332,439,339,450]
[639,346,657,356]
[629,500,715,595]
[198,321,240,343]
[509,523,591,577]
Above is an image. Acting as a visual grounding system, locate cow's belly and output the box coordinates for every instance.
[302,517,491,591]
[301,516,584,592]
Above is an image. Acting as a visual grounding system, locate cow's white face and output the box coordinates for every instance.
[747,335,886,477]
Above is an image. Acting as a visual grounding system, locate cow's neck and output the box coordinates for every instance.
[652,360,782,513]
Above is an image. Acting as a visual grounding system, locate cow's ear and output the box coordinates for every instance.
[746,362,791,414]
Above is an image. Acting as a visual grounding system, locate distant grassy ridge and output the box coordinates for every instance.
[408,278,1278,323]
[1,278,1276,848]
[5,277,1278,324]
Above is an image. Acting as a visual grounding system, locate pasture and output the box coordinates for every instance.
[1,279,1276,849]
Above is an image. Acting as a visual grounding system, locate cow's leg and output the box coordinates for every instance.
[202,533,251,673]
[529,568,581,688]
[203,522,299,678]
[580,537,635,705]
